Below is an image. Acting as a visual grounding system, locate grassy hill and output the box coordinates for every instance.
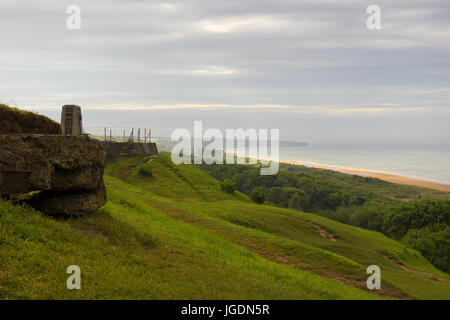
[1,154,449,299]
[0,104,60,134]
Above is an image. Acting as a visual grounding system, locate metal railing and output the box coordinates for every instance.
[84,127,152,143]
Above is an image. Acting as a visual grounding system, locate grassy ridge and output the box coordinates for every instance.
[1,154,449,299]
[0,187,374,299]
[0,104,61,134]
[104,155,450,299]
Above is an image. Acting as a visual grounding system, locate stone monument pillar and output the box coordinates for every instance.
[61,105,83,135]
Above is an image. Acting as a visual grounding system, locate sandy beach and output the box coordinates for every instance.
[226,150,450,192]
[281,160,450,192]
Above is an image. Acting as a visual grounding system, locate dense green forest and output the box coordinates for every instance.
[199,162,450,273]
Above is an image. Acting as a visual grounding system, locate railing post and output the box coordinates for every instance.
[129,127,134,142]
[144,129,147,143]
[123,130,125,142]
[138,128,140,143]
[110,129,112,141]
[104,127,106,141]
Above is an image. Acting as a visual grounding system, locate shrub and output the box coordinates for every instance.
[250,187,265,204]
[348,207,384,231]
[288,190,309,211]
[403,227,450,273]
[221,179,236,194]
[266,187,284,205]
[383,199,450,239]
[137,164,153,177]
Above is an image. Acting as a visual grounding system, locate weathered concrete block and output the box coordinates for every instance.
[30,187,107,217]
[0,134,106,216]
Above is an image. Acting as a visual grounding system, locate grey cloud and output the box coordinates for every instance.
[0,0,449,144]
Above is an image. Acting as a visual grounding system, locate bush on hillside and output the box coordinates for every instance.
[266,187,310,211]
[382,199,450,274]
[250,187,265,204]
[137,164,153,177]
[383,199,450,239]
[221,179,236,194]
[403,226,450,274]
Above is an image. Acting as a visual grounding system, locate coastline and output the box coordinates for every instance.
[281,160,450,192]
[222,149,450,192]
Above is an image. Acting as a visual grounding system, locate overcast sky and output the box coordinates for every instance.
[1,0,449,144]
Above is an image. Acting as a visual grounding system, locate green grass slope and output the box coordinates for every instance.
[1,155,449,299]
[0,104,61,134]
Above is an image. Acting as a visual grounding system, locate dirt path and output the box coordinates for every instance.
[384,255,449,282]
[313,224,337,242]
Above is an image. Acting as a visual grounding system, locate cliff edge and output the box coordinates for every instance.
[0,105,106,216]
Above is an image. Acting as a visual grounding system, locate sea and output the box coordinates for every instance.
[278,144,450,185]
[157,137,450,185]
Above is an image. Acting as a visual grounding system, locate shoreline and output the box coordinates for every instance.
[221,150,450,192]
[281,160,450,192]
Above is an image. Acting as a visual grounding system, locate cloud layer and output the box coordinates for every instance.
[1,0,449,143]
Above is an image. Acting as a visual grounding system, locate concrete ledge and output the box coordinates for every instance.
[103,141,158,161]
[0,134,106,216]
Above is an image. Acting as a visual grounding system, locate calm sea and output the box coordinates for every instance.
[278,145,450,185]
